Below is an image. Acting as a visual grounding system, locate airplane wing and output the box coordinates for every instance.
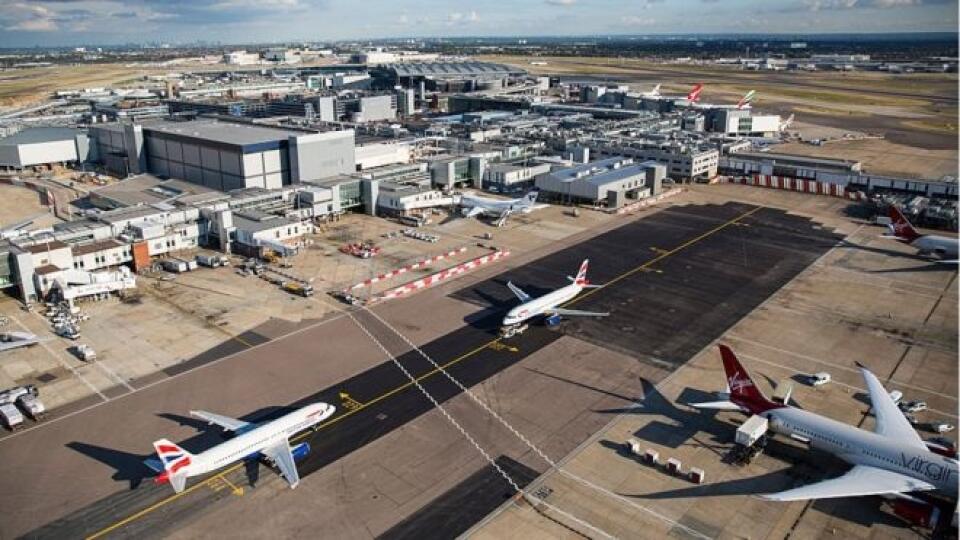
[262,438,300,489]
[761,465,935,501]
[190,410,254,433]
[550,308,609,317]
[465,206,486,218]
[506,281,531,302]
[856,363,926,450]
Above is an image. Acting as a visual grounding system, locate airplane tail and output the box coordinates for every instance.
[687,83,704,102]
[152,439,194,492]
[887,205,921,242]
[718,345,780,414]
[574,259,590,286]
[651,83,661,95]
[737,89,756,110]
[523,189,540,206]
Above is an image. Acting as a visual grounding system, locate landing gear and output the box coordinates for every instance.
[499,324,528,339]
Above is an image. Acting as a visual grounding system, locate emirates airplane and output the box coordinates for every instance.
[690,345,957,502]
[500,259,608,337]
[147,402,336,493]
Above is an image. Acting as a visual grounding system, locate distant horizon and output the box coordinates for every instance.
[1,0,956,48]
[2,31,959,51]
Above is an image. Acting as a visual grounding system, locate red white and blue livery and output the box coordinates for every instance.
[147,402,336,493]
[501,259,608,337]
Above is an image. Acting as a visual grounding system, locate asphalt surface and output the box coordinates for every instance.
[17,201,844,539]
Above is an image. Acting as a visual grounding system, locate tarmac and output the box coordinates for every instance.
[0,186,865,540]
[469,184,958,540]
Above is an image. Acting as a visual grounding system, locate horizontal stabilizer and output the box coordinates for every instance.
[761,465,935,501]
[551,308,609,317]
[688,400,744,411]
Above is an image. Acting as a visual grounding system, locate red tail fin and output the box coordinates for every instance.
[574,259,589,286]
[687,83,704,102]
[718,345,779,413]
[887,206,921,242]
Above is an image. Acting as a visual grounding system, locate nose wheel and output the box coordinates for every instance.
[499,324,527,339]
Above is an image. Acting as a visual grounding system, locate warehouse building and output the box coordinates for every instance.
[704,108,782,137]
[535,157,666,206]
[372,62,526,91]
[483,162,551,192]
[588,140,719,182]
[88,119,356,189]
[0,127,90,170]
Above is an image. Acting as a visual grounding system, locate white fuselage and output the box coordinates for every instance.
[910,235,959,260]
[763,407,958,497]
[461,195,530,216]
[503,282,584,326]
[185,403,334,478]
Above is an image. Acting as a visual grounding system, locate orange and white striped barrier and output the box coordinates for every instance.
[370,250,510,303]
[725,175,867,201]
[343,246,468,292]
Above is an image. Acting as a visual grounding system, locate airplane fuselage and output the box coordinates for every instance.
[184,403,334,478]
[763,407,958,497]
[460,196,530,216]
[909,235,959,260]
[503,283,584,326]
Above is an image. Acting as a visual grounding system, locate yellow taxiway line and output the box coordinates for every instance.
[85,205,761,540]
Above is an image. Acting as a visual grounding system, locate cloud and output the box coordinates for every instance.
[545,0,577,5]
[620,15,657,26]
[447,10,479,24]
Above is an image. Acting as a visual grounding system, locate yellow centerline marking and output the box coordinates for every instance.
[85,205,761,540]
[215,473,244,496]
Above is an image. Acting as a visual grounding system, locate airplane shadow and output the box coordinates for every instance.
[66,442,154,490]
[66,406,296,491]
[835,239,931,262]
[868,263,957,274]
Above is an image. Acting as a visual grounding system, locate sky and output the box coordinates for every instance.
[0,0,957,47]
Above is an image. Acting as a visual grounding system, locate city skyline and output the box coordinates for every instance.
[0,0,957,47]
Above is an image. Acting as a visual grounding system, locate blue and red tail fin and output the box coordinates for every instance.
[718,345,780,413]
[152,439,193,485]
[574,259,590,286]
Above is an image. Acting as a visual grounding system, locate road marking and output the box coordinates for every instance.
[84,206,761,539]
[216,473,244,496]
[7,314,108,402]
[569,206,763,307]
[488,341,519,353]
[338,392,363,411]
[728,334,958,404]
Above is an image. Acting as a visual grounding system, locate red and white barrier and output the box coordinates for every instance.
[724,175,867,201]
[371,250,510,303]
[615,187,683,215]
[343,246,468,292]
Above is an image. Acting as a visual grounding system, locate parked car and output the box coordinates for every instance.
[808,372,831,387]
[888,390,903,405]
[933,423,955,434]
[899,400,928,413]
[903,413,921,426]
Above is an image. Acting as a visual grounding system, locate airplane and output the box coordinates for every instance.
[457,189,541,227]
[641,83,661,97]
[736,89,756,110]
[884,205,958,264]
[500,259,609,337]
[0,332,40,353]
[686,83,704,103]
[146,402,336,494]
[690,345,958,503]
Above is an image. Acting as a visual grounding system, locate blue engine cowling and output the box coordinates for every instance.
[545,314,562,327]
[292,442,311,461]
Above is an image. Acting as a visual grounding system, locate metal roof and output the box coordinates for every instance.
[0,127,79,146]
[383,62,525,78]
[144,119,307,147]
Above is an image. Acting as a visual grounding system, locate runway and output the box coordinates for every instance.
[11,202,844,539]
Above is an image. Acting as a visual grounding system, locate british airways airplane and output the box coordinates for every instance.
[691,345,958,502]
[146,402,336,493]
[500,259,608,337]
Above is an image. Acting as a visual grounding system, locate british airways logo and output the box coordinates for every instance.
[728,371,753,393]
